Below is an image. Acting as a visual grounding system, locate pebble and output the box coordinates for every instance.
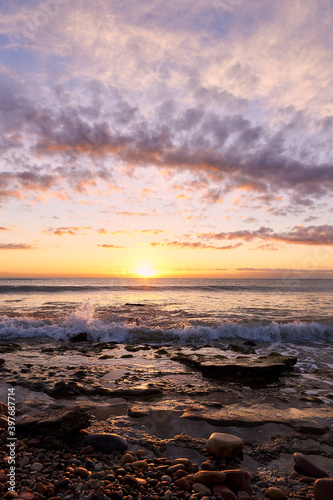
[164,490,173,500]
[74,467,90,478]
[36,482,47,494]
[293,453,329,478]
[201,460,216,471]
[0,471,8,482]
[205,433,244,459]
[224,469,253,495]
[212,484,237,500]
[313,478,333,500]
[19,457,30,468]
[121,453,135,464]
[167,464,185,474]
[175,477,192,492]
[131,460,148,469]
[192,483,212,495]
[265,486,286,499]
[4,492,18,499]
[17,493,35,500]
[136,449,148,457]
[30,462,43,472]
[191,471,227,485]
[161,475,172,483]
[123,474,138,486]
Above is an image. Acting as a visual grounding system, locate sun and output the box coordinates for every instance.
[134,263,156,278]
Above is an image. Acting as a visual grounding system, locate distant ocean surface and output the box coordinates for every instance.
[0,278,333,344]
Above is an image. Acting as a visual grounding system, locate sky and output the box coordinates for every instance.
[0,0,333,278]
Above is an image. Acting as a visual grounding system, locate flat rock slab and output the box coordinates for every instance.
[16,407,90,436]
[181,403,333,430]
[172,352,297,381]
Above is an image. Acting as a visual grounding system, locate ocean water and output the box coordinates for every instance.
[0,278,333,344]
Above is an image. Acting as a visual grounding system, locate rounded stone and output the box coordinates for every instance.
[191,471,227,485]
[4,492,18,499]
[293,453,329,478]
[224,469,253,495]
[74,466,90,478]
[0,471,8,483]
[193,483,212,495]
[205,433,244,459]
[35,482,47,494]
[201,460,216,471]
[19,457,30,468]
[123,474,137,486]
[30,462,43,472]
[313,478,333,500]
[85,433,128,453]
[265,487,286,500]
[175,477,192,492]
[131,460,148,469]
[121,453,135,465]
[136,449,148,457]
[16,492,35,500]
[212,484,237,500]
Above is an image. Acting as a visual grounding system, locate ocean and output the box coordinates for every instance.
[0,278,332,344]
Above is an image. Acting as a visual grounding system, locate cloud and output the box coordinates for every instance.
[0,227,9,231]
[97,244,126,249]
[200,225,333,246]
[0,243,34,249]
[44,226,91,236]
[150,240,242,250]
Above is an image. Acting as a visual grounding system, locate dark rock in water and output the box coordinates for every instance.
[16,407,90,436]
[313,478,333,500]
[171,351,297,381]
[85,433,128,453]
[293,453,329,478]
[70,332,88,342]
[227,344,256,354]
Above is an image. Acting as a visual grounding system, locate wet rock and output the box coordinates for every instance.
[172,352,296,381]
[293,452,329,478]
[313,478,333,500]
[16,407,90,436]
[224,470,253,495]
[85,433,128,453]
[70,332,88,342]
[265,486,286,499]
[205,433,244,459]
[193,483,211,495]
[191,471,227,485]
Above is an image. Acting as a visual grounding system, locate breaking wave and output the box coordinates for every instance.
[0,302,332,344]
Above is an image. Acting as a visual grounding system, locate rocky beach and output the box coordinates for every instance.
[0,337,332,499]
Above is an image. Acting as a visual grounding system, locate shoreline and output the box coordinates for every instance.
[0,337,333,498]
